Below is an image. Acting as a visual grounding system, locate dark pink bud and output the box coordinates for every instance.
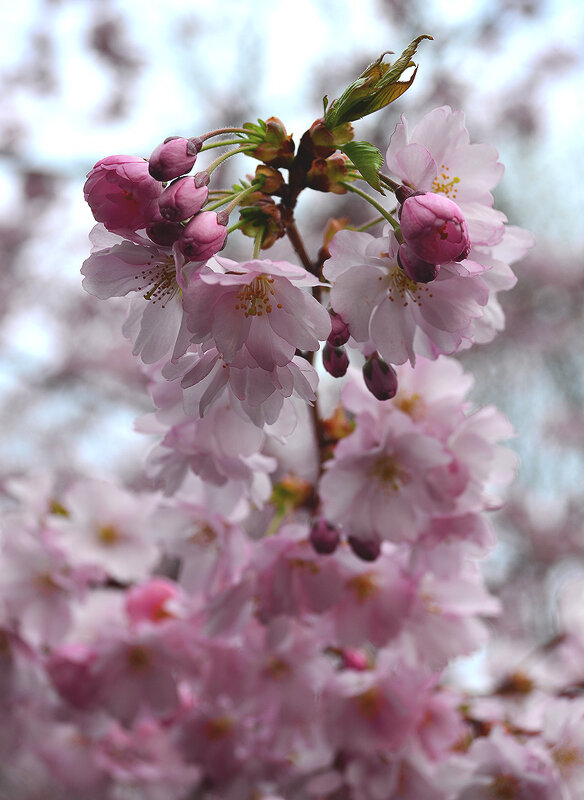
[148,136,200,181]
[84,154,162,233]
[348,534,381,562]
[327,309,350,347]
[178,211,228,261]
[363,353,398,401]
[323,342,349,378]
[309,518,341,555]
[400,192,470,264]
[146,215,183,246]
[397,242,439,283]
[342,649,369,670]
[158,177,209,222]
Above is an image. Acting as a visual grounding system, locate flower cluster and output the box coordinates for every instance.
[2,43,555,798]
[324,106,534,375]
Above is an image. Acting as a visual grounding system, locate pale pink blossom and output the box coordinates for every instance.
[182,257,331,370]
[324,228,489,366]
[319,402,452,543]
[386,106,508,247]
[81,224,199,363]
[50,478,160,583]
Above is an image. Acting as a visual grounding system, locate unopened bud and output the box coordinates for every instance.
[342,649,369,670]
[308,118,354,158]
[306,154,349,194]
[146,216,183,247]
[400,192,470,264]
[323,343,349,378]
[327,310,350,347]
[348,534,381,562]
[178,211,228,261]
[397,243,439,283]
[363,353,398,401]
[158,177,209,222]
[148,137,199,182]
[309,519,341,555]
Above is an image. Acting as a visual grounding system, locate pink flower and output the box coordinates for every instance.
[183,257,330,370]
[50,478,160,583]
[324,228,489,366]
[84,155,162,234]
[386,106,508,248]
[400,192,471,264]
[319,401,452,543]
[81,224,198,363]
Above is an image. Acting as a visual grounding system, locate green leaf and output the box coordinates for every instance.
[324,35,432,128]
[340,140,384,194]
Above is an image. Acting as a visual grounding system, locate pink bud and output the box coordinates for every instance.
[158,177,209,222]
[362,353,398,401]
[327,309,350,347]
[146,213,183,246]
[322,342,349,378]
[342,648,369,670]
[309,518,341,555]
[348,534,381,561]
[400,192,470,264]
[178,211,228,261]
[397,242,439,283]
[84,154,162,233]
[148,136,201,182]
[125,578,180,624]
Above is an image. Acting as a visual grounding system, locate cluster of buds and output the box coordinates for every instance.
[83,136,229,261]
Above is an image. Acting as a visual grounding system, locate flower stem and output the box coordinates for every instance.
[200,139,251,152]
[286,221,314,275]
[356,215,385,232]
[205,183,259,214]
[339,182,400,233]
[199,127,254,142]
[204,145,257,176]
[253,227,265,259]
[379,173,401,192]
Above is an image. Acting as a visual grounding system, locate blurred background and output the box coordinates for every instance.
[0,0,583,653]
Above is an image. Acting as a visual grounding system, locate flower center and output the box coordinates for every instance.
[98,524,120,546]
[490,774,520,800]
[204,715,234,740]
[368,453,409,492]
[386,266,434,308]
[235,275,276,317]
[126,645,151,672]
[432,165,460,200]
[347,572,379,604]
[134,255,178,308]
[394,393,426,421]
[354,686,386,719]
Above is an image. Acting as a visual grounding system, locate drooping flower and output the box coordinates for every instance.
[81,224,200,363]
[84,155,162,234]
